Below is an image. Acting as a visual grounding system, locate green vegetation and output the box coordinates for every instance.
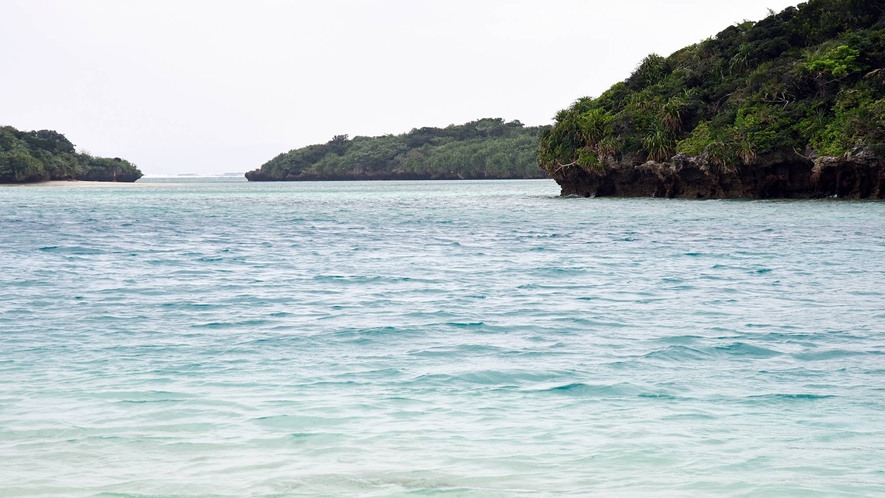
[539,0,885,174]
[0,126,142,183]
[247,118,549,181]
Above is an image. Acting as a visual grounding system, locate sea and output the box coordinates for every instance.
[1,178,883,497]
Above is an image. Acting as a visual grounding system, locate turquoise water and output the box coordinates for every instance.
[1,179,884,497]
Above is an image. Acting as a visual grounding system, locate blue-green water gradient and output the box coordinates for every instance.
[1,179,884,496]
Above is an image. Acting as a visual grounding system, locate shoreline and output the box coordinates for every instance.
[0,180,177,187]
[549,150,885,200]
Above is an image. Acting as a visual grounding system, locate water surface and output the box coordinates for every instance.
[1,179,883,496]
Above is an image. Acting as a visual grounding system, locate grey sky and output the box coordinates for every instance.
[2,0,800,175]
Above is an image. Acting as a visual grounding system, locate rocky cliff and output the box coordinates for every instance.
[552,148,885,199]
[537,1,885,199]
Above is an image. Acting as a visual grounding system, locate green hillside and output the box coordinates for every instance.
[539,0,885,176]
[0,126,142,183]
[247,118,549,181]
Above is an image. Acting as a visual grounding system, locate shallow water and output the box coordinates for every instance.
[1,179,884,497]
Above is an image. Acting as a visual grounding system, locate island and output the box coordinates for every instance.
[0,126,142,183]
[246,118,549,181]
[538,0,885,199]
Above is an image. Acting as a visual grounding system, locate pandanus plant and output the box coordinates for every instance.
[661,96,687,134]
[642,122,676,162]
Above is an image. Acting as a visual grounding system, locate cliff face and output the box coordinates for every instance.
[553,149,885,199]
[537,1,885,198]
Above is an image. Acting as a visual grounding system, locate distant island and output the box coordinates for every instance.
[246,118,549,181]
[1,126,142,183]
[539,0,885,199]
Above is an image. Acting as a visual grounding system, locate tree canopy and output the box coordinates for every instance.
[539,0,885,175]
[0,125,142,183]
[247,118,549,181]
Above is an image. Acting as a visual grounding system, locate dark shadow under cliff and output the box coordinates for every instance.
[552,149,885,200]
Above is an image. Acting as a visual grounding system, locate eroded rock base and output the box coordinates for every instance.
[553,151,885,199]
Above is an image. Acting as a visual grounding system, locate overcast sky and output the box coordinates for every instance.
[2,0,800,175]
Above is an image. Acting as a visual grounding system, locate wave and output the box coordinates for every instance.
[749,393,837,401]
[643,345,711,362]
[713,342,783,358]
[540,382,642,397]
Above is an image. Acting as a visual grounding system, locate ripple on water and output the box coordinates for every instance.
[1,180,883,497]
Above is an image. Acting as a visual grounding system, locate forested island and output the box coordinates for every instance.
[540,0,885,198]
[0,126,142,184]
[246,118,548,181]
